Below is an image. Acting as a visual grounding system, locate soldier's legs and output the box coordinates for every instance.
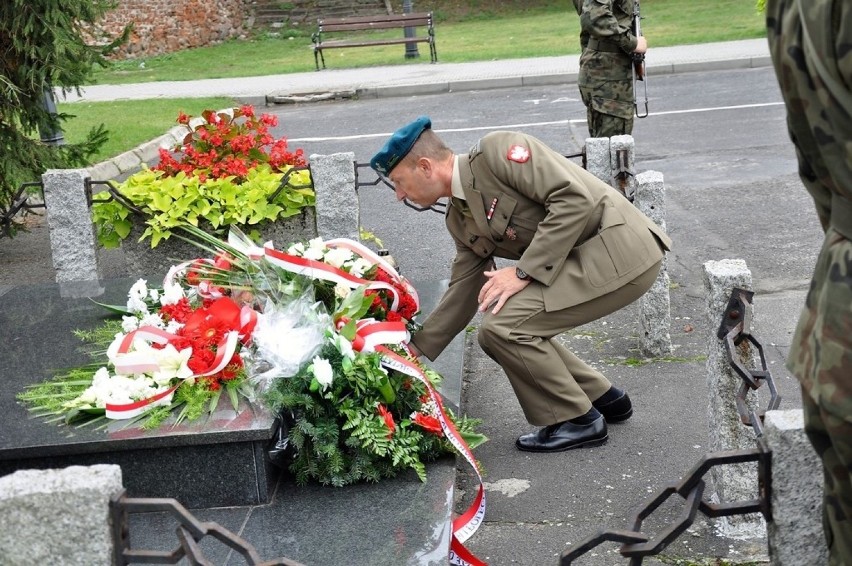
[588,110,633,139]
[802,388,852,565]
[578,80,635,138]
[478,260,661,426]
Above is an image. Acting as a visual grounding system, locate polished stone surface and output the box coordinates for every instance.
[1,276,465,564]
[0,277,279,507]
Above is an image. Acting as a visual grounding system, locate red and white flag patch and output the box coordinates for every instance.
[507,145,530,163]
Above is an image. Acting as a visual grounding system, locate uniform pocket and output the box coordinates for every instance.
[576,205,648,287]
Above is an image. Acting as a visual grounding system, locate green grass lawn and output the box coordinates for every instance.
[60,98,236,164]
[63,0,765,164]
[91,0,764,85]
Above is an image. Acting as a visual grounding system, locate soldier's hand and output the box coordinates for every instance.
[477,267,531,315]
[635,36,648,54]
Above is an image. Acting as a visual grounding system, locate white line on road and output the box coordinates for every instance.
[287,102,785,143]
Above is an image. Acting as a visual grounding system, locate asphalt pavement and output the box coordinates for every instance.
[4,37,823,565]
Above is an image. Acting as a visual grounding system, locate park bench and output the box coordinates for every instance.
[311,12,438,71]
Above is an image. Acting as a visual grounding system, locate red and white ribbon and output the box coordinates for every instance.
[326,238,420,311]
[264,247,403,309]
[342,319,486,566]
[104,325,240,420]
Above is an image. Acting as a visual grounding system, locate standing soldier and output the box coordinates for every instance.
[577,0,647,138]
[766,1,852,563]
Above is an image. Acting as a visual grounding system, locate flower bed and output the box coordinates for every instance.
[92,106,314,253]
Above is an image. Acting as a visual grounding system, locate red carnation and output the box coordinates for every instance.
[413,413,443,436]
[377,404,396,439]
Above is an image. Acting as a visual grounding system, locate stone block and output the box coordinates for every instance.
[42,169,100,284]
[584,137,611,185]
[702,259,765,538]
[0,464,122,565]
[309,152,359,241]
[765,410,828,565]
[636,170,671,356]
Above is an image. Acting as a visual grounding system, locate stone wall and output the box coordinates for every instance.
[99,0,254,58]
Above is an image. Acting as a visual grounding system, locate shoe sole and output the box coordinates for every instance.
[515,434,609,453]
[604,408,633,423]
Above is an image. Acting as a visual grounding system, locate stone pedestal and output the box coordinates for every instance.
[0,278,280,508]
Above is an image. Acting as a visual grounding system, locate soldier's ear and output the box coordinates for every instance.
[416,156,433,176]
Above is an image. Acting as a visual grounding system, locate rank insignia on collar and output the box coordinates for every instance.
[507,145,530,163]
[505,225,518,240]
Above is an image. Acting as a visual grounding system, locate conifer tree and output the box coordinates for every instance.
[0,0,129,236]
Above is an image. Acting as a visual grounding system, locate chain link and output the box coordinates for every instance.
[110,490,304,565]
[561,287,776,564]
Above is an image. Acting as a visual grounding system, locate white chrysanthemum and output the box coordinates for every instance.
[287,242,305,255]
[302,245,325,261]
[348,258,374,278]
[121,315,140,333]
[126,295,149,315]
[334,282,352,299]
[312,356,334,391]
[159,281,185,306]
[139,312,166,329]
[148,288,160,303]
[324,247,353,268]
[128,279,148,301]
[74,371,163,408]
[165,320,184,334]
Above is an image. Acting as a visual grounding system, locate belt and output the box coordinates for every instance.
[831,191,852,241]
[587,38,624,53]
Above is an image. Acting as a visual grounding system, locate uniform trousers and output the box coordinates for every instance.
[802,389,852,565]
[478,259,662,426]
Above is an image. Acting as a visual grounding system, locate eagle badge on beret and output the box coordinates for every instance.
[507,145,530,163]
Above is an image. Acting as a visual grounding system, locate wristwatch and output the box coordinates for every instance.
[515,267,531,281]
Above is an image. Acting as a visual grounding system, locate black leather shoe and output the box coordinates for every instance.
[515,416,608,453]
[593,388,633,423]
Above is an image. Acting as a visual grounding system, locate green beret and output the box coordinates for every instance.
[370,116,432,175]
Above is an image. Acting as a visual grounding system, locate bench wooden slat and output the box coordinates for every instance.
[318,13,433,26]
[320,37,433,49]
[320,19,432,33]
[312,11,438,70]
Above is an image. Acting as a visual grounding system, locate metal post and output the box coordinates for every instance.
[402,0,420,59]
[39,83,65,146]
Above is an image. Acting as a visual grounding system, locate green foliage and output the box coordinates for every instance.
[264,342,486,486]
[0,0,128,237]
[91,164,315,248]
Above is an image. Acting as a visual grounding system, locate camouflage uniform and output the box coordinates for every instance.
[577,0,637,138]
[766,1,852,563]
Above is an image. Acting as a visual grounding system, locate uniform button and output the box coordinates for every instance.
[469,235,478,244]
[545,265,553,270]
[502,214,508,219]
[495,237,503,242]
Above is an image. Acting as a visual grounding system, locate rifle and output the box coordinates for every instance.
[632,0,649,118]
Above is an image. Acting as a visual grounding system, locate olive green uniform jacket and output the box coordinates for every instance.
[410,131,671,361]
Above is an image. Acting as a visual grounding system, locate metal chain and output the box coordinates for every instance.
[110,490,305,566]
[560,287,776,565]
[0,181,45,239]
